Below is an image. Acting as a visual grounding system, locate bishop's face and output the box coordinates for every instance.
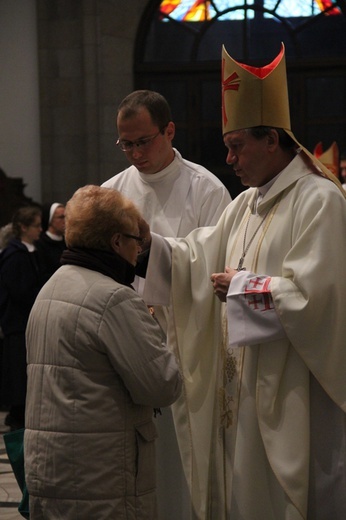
[224,129,278,188]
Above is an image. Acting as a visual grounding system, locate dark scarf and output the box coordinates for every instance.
[60,247,135,287]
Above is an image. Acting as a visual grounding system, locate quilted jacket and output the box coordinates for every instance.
[24,264,182,519]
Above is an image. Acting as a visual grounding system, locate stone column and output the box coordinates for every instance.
[37,0,147,203]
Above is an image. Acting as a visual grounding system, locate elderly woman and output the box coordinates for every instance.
[24,186,182,520]
[0,205,42,430]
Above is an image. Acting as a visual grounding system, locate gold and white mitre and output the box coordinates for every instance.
[221,43,290,135]
[313,141,339,177]
[221,43,345,193]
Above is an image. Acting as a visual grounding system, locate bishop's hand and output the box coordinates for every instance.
[138,216,152,252]
[210,266,238,302]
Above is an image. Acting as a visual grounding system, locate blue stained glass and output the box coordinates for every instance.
[264,0,319,18]
[210,1,255,20]
[160,0,337,21]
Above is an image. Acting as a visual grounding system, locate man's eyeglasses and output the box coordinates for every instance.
[116,131,162,152]
[122,233,146,246]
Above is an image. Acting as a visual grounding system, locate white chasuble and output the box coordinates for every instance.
[144,154,346,520]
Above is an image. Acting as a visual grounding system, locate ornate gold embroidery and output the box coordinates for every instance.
[219,387,234,428]
[219,345,238,428]
[225,349,237,381]
[219,311,240,431]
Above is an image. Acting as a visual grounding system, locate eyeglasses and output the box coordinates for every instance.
[116,131,162,152]
[122,233,146,245]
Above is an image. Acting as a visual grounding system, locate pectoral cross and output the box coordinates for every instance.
[237,256,246,271]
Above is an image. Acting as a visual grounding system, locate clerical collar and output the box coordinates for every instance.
[137,148,180,184]
[255,171,283,211]
[258,171,283,197]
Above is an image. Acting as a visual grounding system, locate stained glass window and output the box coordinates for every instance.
[138,1,346,198]
[159,0,341,21]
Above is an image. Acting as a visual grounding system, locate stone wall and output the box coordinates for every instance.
[37,0,147,204]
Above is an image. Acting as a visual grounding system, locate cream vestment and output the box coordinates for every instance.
[144,154,346,520]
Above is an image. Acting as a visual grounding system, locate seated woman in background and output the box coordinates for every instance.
[24,185,182,520]
[0,205,42,431]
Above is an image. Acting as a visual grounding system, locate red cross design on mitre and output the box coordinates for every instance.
[222,58,240,127]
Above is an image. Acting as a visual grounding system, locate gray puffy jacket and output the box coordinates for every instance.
[24,264,182,519]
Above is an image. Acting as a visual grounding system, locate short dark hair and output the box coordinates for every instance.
[247,126,297,151]
[117,90,172,132]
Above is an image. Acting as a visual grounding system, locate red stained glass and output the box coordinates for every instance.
[315,0,340,15]
[159,0,341,20]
